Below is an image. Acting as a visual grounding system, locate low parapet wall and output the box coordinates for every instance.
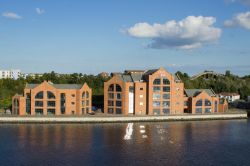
[0,113,247,123]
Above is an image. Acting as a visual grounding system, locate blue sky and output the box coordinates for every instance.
[0,0,250,76]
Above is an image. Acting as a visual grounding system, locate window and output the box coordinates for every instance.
[35,91,43,99]
[153,93,161,100]
[35,101,43,107]
[163,109,170,114]
[35,109,43,115]
[108,84,114,91]
[116,101,122,107]
[108,108,114,114]
[116,108,122,114]
[116,84,122,92]
[196,100,203,106]
[71,94,75,97]
[82,92,86,98]
[108,100,114,106]
[108,93,114,99]
[163,86,170,92]
[163,94,170,100]
[140,102,143,106]
[162,101,170,108]
[205,108,211,113]
[153,101,161,107]
[205,99,211,106]
[71,102,75,105]
[47,101,55,107]
[82,101,85,106]
[116,93,121,99]
[153,109,160,115]
[140,95,143,98]
[184,101,188,106]
[47,109,55,115]
[71,111,75,115]
[215,101,218,113]
[196,108,202,114]
[140,88,143,90]
[163,78,170,85]
[86,100,89,106]
[82,108,85,114]
[86,92,89,98]
[153,86,161,92]
[153,78,161,85]
[47,91,55,99]
[86,107,89,113]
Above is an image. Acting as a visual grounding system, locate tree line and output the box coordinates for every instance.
[0,70,250,109]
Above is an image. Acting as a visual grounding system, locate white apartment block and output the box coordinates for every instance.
[0,69,21,80]
[219,92,240,102]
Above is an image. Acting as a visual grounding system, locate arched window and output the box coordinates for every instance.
[47,91,55,99]
[205,99,211,106]
[14,99,19,107]
[196,99,203,106]
[108,84,114,91]
[35,91,43,99]
[116,84,122,92]
[82,91,86,98]
[86,91,89,98]
[153,78,161,85]
[163,78,170,85]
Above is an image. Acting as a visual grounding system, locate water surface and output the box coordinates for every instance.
[0,120,250,166]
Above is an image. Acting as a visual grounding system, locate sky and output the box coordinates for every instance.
[0,0,250,76]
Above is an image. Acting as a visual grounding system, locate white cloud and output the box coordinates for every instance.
[36,8,45,15]
[224,11,250,29]
[230,0,250,6]
[2,12,22,19]
[126,16,221,49]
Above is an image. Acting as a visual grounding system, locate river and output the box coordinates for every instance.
[0,119,250,166]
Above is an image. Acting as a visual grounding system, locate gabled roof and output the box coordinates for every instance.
[185,89,217,97]
[26,83,84,90]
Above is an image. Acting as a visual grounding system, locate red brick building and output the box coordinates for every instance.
[12,81,92,116]
[104,67,227,115]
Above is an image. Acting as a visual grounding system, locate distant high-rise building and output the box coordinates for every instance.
[0,69,21,80]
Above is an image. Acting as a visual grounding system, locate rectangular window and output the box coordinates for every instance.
[71,102,75,105]
[71,94,75,97]
[196,108,202,114]
[108,108,114,114]
[205,108,211,113]
[35,101,43,107]
[139,95,143,98]
[108,93,114,99]
[116,108,122,114]
[163,86,170,92]
[163,94,170,100]
[47,109,55,115]
[140,88,143,90]
[162,101,170,108]
[116,101,122,107]
[153,86,161,92]
[35,109,43,115]
[153,101,161,107]
[116,93,121,99]
[139,102,143,106]
[108,100,114,106]
[153,93,161,100]
[163,109,170,114]
[47,101,56,107]
[153,109,160,115]
[82,101,85,106]
[82,108,85,114]
[86,100,89,106]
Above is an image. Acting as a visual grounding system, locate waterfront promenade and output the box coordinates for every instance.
[0,113,247,123]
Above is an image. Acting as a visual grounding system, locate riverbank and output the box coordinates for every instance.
[0,113,247,123]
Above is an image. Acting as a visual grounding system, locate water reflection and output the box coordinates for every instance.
[0,120,250,166]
